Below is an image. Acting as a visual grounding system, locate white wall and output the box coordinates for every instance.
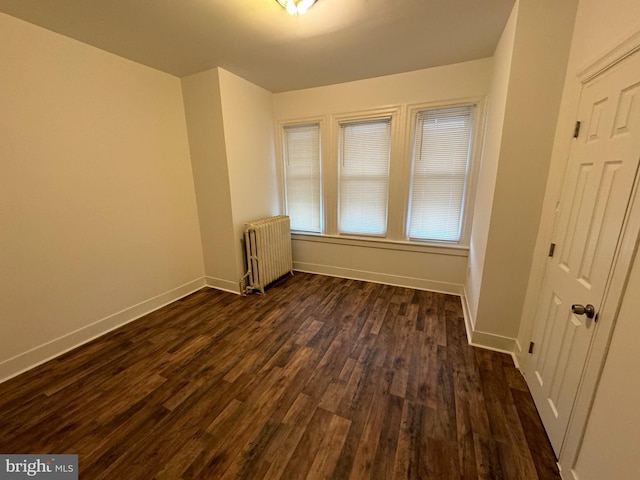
[466,2,518,327]
[0,13,205,381]
[218,69,280,281]
[516,0,640,476]
[273,59,492,117]
[568,0,640,67]
[273,59,493,294]
[466,0,577,350]
[181,68,279,291]
[182,69,239,293]
[292,238,468,294]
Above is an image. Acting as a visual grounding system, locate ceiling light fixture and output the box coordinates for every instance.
[276,0,318,16]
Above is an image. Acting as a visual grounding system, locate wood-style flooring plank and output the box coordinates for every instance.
[0,273,561,479]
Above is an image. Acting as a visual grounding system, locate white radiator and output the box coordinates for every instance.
[243,215,293,294]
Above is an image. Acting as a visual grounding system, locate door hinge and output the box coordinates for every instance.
[548,243,556,257]
[528,342,535,354]
[573,121,581,138]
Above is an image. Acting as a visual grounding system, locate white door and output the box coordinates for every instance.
[526,50,640,455]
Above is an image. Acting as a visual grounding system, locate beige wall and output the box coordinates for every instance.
[516,0,640,477]
[182,69,239,292]
[273,59,492,118]
[4,6,638,474]
[273,59,493,294]
[0,13,205,381]
[466,0,577,349]
[466,2,518,327]
[181,68,279,291]
[218,69,281,281]
[292,237,469,294]
[569,0,640,67]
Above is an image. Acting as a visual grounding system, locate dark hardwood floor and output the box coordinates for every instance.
[0,273,559,479]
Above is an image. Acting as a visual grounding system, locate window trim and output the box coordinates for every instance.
[330,106,402,238]
[276,98,484,251]
[282,121,323,233]
[336,116,393,237]
[291,231,469,256]
[277,115,327,232]
[403,97,485,246]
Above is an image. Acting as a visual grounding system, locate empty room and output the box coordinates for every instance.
[1,0,639,478]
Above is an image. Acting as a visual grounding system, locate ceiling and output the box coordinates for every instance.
[0,0,515,92]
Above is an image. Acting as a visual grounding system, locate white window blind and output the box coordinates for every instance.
[338,118,391,236]
[408,105,475,242]
[284,123,321,233]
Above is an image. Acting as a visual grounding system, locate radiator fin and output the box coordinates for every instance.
[243,215,293,294]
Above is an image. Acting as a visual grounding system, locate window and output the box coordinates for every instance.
[407,105,475,242]
[338,118,392,236]
[283,123,321,233]
[279,101,479,247]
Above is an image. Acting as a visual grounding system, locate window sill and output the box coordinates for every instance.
[290,232,469,257]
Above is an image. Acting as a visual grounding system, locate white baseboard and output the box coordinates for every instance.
[0,277,206,384]
[513,339,524,369]
[468,329,517,355]
[460,289,476,342]
[205,276,241,294]
[460,289,517,362]
[293,261,464,295]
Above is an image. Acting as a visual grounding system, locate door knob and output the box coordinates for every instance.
[571,304,596,319]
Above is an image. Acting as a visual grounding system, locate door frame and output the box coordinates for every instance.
[557,32,640,477]
[517,31,640,372]
[516,26,640,469]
